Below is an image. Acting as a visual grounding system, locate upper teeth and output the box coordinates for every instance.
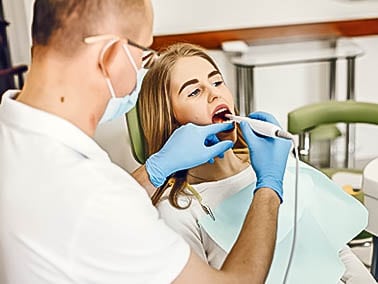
[215,108,227,115]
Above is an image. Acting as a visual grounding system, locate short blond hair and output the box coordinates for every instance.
[32,0,146,56]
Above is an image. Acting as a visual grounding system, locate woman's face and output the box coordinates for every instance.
[169,56,236,141]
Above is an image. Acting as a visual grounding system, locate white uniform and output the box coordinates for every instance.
[158,166,376,283]
[0,91,190,284]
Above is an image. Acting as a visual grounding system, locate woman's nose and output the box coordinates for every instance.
[207,88,221,103]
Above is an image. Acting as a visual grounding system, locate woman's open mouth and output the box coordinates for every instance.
[212,106,232,124]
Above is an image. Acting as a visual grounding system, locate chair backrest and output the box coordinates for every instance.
[288,100,378,134]
[126,106,146,164]
[288,101,378,243]
[0,64,28,102]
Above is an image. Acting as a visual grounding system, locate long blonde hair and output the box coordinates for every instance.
[138,43,246,208]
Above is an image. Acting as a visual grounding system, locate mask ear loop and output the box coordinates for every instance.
[98,38,121,98]
[122,42,138,73]
[142,51,158,69]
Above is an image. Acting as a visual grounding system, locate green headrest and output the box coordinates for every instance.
[126,106,146,164]
[288,100,378,134]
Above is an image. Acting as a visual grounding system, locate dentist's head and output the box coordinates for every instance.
[20,0,155,136]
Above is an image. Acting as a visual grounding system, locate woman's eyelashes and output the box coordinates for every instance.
[187,88,201,97]
[212,80,224,87]
[186,80,224,98]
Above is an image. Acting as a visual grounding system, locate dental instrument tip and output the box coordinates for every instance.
[201,204,216,221]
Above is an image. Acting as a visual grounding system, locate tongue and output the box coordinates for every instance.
[212,110,231,123]
[213,116,224,124]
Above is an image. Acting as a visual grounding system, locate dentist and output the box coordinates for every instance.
[0,1,291,283]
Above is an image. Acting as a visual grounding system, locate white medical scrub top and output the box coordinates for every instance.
[0,90,190,284]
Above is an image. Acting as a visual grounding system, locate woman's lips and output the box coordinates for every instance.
[212,106,232,124]
[211,108,235,134]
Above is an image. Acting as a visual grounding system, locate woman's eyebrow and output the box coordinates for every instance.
[208,70,220,78]
[179,79,199,95]
[178,70,221,95]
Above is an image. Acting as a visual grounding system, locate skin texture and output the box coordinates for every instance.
[169,55,247,183]
[170,56,237,144]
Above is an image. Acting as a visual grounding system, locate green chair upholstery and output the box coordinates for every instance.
[308,124,342,141]
[288,100,378,169]
[306,123,342,167]
[126,106,146,164]
[288,101,378,134]
[288,100,378,243]
[288,100,378,176]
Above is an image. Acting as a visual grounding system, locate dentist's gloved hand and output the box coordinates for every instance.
[204,134,226,163]
[240,111,291,202]
[145,122,234,187]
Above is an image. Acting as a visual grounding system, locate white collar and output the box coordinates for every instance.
[193,166,255,193]
[0,90,110,162]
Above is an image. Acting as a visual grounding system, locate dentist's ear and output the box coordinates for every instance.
[98,39,121,77]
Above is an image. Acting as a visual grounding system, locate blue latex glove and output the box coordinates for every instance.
[145,122,234,187]
[204,134,225,163]
[239,111,291,202]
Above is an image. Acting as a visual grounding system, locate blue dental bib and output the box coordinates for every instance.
[198,158,368,283]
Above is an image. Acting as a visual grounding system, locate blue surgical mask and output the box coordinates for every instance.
[99,44,147,124]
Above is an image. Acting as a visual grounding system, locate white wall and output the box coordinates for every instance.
[7,0,378,63]
[3,0,32,65]
[153,0,378,167]
[350,36,378,161]
[153,0,378,35]
[3,0,378,172]
[207,36,378,167]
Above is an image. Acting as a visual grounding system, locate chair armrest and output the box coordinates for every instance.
[0,64,28,77]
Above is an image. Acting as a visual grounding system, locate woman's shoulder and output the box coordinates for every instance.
[156,196,206,241]
[157,195,203,221]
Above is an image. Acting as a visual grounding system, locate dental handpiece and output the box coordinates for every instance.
[225,114,294,140]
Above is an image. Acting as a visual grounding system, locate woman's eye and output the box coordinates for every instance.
[188,89,200,97]
[213,80,224,87]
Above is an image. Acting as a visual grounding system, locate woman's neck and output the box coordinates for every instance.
[188,149,249,184]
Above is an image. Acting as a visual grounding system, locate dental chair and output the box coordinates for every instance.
[0,64,28,102]
[287,100,378,276]
[287,100,378,206]
[126,106,146,164]
[287,100,378,184]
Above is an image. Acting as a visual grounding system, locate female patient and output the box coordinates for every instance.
[137,43,376,284]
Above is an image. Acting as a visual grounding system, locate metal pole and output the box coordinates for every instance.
[235,66,242,115]
[299,132,311,163]
[345,57,356,168]
[245,66,255,115]
[372,236,378,281]
[329,59,336,100]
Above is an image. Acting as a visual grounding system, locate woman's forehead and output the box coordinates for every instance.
[171,56,218,83]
